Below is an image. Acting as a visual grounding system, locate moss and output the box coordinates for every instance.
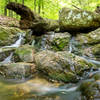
[59,8,100,32]
[16,48,31,56]
[48,71,77,82]
[52,36,70,51]
[15,45,34,62]
[0,30,10,41]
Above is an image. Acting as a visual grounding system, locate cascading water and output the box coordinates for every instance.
[1,52,13,64]
[1,33,24,48]
[85,58,100,65]
[40,32,56,50]
[69,36,100,66]
[69,37,74,53]
[0,33,27,81]
[81,56,100,66]
[0,32,100,100]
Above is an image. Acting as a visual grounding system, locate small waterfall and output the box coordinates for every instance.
[69,44,72,53]
[87,59,100,65]
[69,37,75,53]
[2,33,24,48]
[40,35,47,50]
[10,34,24,47]
[82,56,100,65]
[81,67,100,79]
[1,53,13,64]
[40,32,55,50]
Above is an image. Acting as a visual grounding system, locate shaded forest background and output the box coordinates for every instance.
[0,0,100,19]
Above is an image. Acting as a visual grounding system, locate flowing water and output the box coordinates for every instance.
[0,77,81,100]
[1,33,24,48]
[1,52,13,64]
[0,34,100,100]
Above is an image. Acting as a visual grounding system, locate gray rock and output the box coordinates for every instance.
[35,50,97,82]
[15,45,35,63]
[76,28,100,45]
[0,62,36,79]
[59,7,100,32]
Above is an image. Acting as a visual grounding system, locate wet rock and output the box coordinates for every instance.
[83,44,100,61]
[59,7,100,32]
[79,79,100,100]
[15,45,35,63]
[47,32,71,51]
[24,30,35,44]
[68,37,83,56]
[76,28,100,45]
[91,44,100,60]
[34,32,71,51]
[35,50,96,82]
[0,25,25,46]
[0,62,36,79]
[92,73,100,80]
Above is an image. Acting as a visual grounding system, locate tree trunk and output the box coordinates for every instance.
[6,2,59,36]
[4,0,7,16]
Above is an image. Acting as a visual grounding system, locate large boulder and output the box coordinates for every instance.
[59,7,100,32]
[35,50,96,82]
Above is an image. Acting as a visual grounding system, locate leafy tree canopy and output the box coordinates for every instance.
[0,0,100,19]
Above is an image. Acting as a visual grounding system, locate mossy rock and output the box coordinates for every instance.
[35,50,97,82]
[15,45,35,63]
[76,28,100,45]
[59,7,100,33]
[0,62,36,79]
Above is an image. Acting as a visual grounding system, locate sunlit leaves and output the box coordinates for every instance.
[0,0,100,19]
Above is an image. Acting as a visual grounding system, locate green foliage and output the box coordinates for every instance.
[0,0,100,19]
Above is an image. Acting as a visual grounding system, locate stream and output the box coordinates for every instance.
[0,33,100,100]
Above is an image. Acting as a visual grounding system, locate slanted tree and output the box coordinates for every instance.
[6,2,59,36]
[22,0,24,5]
[34,0,44,14]
[4,0,7,16]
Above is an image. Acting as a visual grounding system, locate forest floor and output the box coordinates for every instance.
[0,15,19,27]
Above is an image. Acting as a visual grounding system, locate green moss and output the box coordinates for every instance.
[52,37,70,51]
[48,72,77,82]
[0,30,9,40]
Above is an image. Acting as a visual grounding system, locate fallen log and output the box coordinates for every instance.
[6,2,59,36]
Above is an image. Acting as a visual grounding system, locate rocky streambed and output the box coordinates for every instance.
[0,7,100,100]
